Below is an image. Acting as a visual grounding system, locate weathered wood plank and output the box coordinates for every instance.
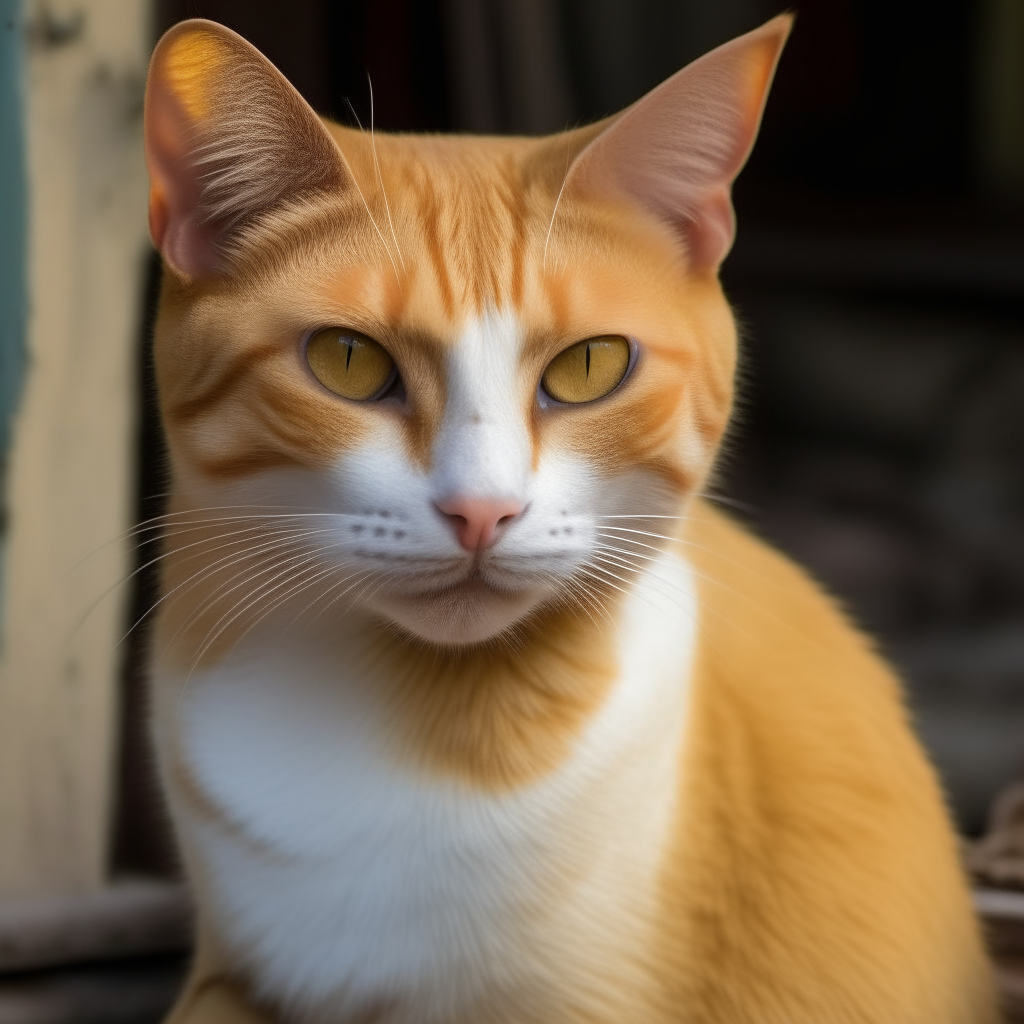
[0,880,190,972]
[0,0,150,896]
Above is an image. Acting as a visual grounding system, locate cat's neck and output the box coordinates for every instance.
[156,545,699,794]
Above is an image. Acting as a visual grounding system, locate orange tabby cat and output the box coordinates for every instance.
[142,15,1000,1024]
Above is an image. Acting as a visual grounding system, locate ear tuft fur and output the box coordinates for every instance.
[145,20,350,278]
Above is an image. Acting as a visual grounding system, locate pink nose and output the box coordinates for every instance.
[436,495,525,551]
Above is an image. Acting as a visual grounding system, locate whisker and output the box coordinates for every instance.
[597,525,800,596]
[543,139,571,272]
[590,551,690,606]
[696,492,758,514]
[185,550,336,678]
[580,557,644,592]
[137,529,336,650]
[591,514,692,520]
[79,523,331,644]
[562,573,612,629]
[74,507,355,571]
[574,564,633,600]
[171,539,335,652]
[130,503,345,529]
[274,559,372,630]
[595,536,673,561]
[236,554,375,637]
[309,566,384,624]
[579,565,673,622]
[594,539,799,651]
[341,85,400,283]
[595,525,683,544]
[70,508,324,570]
[581,554,691,615]
[597,539,747,598]
[368,74,405,273]
[289,563,377,627]
[213,558,355,657]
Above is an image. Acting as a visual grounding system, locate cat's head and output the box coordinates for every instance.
[145,16,790,648]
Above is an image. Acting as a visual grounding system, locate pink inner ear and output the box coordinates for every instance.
[565,16,792,272]
[686,187,735,271]
[144,77,224,279]
[144,21,353,282]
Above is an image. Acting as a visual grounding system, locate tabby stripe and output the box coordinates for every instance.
[168,343,280,423]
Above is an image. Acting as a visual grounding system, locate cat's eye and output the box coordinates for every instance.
[306,328,397,401]
[541,336,631,405]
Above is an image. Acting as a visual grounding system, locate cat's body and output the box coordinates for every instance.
[142,16,1000,1023]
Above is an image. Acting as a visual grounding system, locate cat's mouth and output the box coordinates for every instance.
[408,564,524,601]
[367,563,546,645]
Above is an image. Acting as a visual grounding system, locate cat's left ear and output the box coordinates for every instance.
[144,19,351,278]
[563,14,792,271]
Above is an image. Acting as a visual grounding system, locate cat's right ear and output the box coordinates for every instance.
[561,14,792,272]
[144,20,350,279]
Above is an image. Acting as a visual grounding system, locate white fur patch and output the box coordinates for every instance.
[153,551,697,1022]
[431,308,532,502]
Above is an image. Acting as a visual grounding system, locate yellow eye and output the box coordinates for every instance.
[541,336,631,404]
[306,328,396,401]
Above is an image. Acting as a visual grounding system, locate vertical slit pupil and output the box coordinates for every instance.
[585,343,591,378]
[345,339,354,370]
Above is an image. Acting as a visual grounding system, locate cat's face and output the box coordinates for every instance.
[147,17,789,648]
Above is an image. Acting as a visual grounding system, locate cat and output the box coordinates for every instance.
[141,14,1001,1024]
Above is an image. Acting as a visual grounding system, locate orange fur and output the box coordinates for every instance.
[145,17,1001,1024]
[662,504,999,1021]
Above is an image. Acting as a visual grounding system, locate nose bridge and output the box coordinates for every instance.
[440,415,527,494]
[433,311,531,500]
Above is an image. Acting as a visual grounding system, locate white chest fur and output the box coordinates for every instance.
[152,553,698,1023]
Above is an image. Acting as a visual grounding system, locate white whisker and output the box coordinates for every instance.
[70,507,345,572]
[340,97,400,284]
[81,522,332,646]
[591,514,691,520]
[310,567,384,624]
[290,564,376,627]
[156,530,338,652]
[595,525,682,544]
[543,139,571,272]
[590,550,692,610]
[185,550,336,680]
[368,74,405,273]
[174,538,333,642]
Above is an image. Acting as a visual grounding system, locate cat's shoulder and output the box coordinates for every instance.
[682,498,928,789]
[685,497,900,706]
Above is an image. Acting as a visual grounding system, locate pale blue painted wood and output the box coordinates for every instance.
[0,0,26,643]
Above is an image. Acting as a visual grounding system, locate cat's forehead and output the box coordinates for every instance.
[323,128,581,327]
[250,133,689,353]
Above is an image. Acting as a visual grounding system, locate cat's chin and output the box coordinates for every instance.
[368,578,545,646]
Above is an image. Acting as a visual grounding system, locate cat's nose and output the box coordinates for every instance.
[436,496,525,551]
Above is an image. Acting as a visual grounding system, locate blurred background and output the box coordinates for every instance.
[1,0,1023,1020]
